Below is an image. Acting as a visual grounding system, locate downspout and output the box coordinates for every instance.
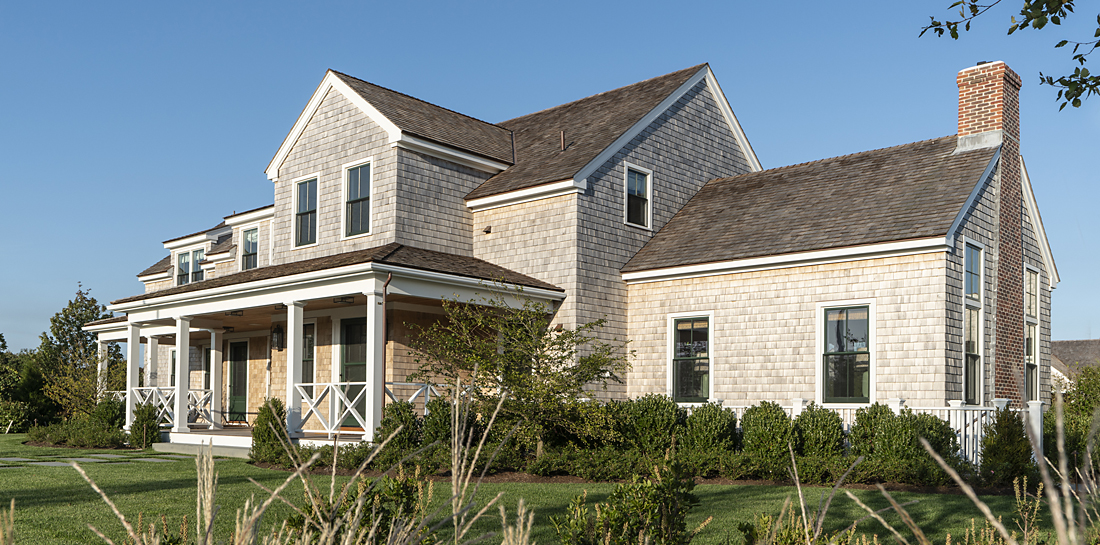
[381,273,392,411]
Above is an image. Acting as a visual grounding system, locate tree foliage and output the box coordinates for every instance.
[407,288,632,455]
[921,0,1100,109]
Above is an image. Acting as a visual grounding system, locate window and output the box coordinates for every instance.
[1025,323,1038,401]
[823,307,870,403]
[346,163,370,236]
[170,349,176,387]
[672,317,709,402]
[1025,269,1038,320]
[625,166,650,228]
[302,323,315,397]
[242,228,258,270]
[176,249,204,286]
[203,347,211,390]
[965,244,982,301]
[964,308,981,405]
[296,178,317,246]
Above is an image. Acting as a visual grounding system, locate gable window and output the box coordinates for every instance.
[964,308,981,405]
[625,165,651,228]
[1025,269,1038,320]
[823,307,870,403]
[1024,267,1039,402]
[177,249,204,286]
[965,244,982,301]
[242,228,258,270]
[296,178,317,247]
[671,316,710,403]
[346,163,370,237]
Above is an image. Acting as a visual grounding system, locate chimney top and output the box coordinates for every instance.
[956,61,1021,152]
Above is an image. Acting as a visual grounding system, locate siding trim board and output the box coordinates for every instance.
[945,149,1002,249]
[466,179,586,211]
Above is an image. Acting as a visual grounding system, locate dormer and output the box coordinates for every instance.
[163,223,231,287]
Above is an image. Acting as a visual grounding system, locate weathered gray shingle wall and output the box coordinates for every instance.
[1021,190,1052,404]
[393,149,488,256]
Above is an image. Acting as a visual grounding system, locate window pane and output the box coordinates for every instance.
[1026,271,1038,318]
[965,354,980,404]
[672,317,709,402]
[824,353,870,403]
[1026,324,1036,364]
[964,308,979,355]
[675,358,709,401]
[965,245,981,300]
[845,308,869,351]
[627,194,647,226]
[244,229,258,254]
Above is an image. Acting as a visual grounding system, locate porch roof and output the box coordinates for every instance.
[111,243,562,305]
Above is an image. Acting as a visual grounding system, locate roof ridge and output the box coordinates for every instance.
[329,69,512,134]
[498,64,708,126]
[162,221,228,245]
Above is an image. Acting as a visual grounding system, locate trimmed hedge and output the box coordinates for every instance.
[130,402,162,448]
[741,401,794,478]
[794,403,844,458]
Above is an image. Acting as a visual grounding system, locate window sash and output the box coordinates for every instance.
[302,324,315,397]
[964,307,981,405]
[191,249,204,282]
[242,229,258,270]
[626,169,649,227]
[672,317,709,402]
[177,253,190,285]
[296,179,317,246]
[965,245,981,301]
[1025,270,1038,319]
[823,307,870,403]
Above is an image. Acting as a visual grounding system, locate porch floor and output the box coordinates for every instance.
[162,425,367,453]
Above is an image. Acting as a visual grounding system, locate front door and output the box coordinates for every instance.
[340,318,367,429]
[228,342,248,422]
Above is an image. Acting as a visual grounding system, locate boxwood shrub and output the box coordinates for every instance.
[980,408,1037,486]
[741,401,793,478]
[251,397,288,465]
[794,402,844,457]
[614,394,686,454]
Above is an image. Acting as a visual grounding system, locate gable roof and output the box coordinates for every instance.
[623,136,999,274]
[467,64,716,200]
[138,255,172,278]
[112,243,562,305]
[1052,339,1100,375]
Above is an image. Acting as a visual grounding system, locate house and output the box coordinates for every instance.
[85,60,1056,449]
[1050,339,1100,390]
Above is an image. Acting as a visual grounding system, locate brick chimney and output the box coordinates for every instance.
[956,61,1025,403]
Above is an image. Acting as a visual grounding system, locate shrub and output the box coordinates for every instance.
[372,401,422,470]
[848,403,894,457]
[867,410,960,486]
[794,402,844,457]
[251,397,288,466]
[0,400,30,432]
[615,395,686,454]
[129,402,162,449]
[28,418,127,448]
[980,408,1038,486]
[90,397,125,429]
[741,401,793,479]
[681,402,738,452]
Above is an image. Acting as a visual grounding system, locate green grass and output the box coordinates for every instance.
[0,433,1048,544]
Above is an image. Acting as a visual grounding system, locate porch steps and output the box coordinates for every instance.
[152,442,251,459]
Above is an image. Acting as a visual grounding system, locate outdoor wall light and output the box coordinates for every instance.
[274,303,287,310]
[333,296,355,304]
[271,324,284,351]
[225,310,244,317]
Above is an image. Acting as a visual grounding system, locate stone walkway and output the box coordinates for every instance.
[0,451,226,469]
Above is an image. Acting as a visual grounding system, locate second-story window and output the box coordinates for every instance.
[296,178,317,247]
[177,249,204,286]
[626,167,650,228]
[242,228,258,270]
[191,249,204,282]
[1024,268,1039,402]
[346,163,370,237]
[965,244,982,302]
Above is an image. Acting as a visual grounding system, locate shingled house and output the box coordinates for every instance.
[85,61,1055,447]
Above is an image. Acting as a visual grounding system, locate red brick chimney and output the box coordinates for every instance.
[956,61,1024,403]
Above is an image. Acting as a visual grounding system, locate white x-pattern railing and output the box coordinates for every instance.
[385,382,442,412]
[132,387,177,426]
[296,382,370,434]
[187,389,214,428]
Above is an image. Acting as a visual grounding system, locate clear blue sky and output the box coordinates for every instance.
[1,1,1096,351]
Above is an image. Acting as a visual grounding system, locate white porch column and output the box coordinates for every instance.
[1027,400,1045,458]
[172,317,192,433]
[790,397,806,418]
[993,398,1011,411]
[209,328,223,429]
[365,291,386,440]
[285,301,305,436]
[146,336,159,387]
[124,323,141,430]
[96,340,109,395]
[886,398,906,415]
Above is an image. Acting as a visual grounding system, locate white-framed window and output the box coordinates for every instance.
[1024,265,1040,401]
[177,248,205,286]
[624,162,652,229]
[241,228,259,270]
[169,348,177,387]
[295,177,318,247]
[302,321,316,397]
[816,299,875,405]
[963,239,985,404]
[667,311,713,403]
[343,158,372,238]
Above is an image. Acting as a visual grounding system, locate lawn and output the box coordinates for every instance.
[0,433,1043,544]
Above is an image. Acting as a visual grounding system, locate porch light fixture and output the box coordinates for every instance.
[222,327,234,333]
[225,310,244,317]
[271,324,284,351]
[333,296,355,305]
[274,303,287,310]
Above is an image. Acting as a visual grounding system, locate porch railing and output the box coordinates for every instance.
[295,381,371,435]
[385,382,442,412]
[131,387,214,429]
[187,389,214,428]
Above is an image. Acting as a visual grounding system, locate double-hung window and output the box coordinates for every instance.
[963,243,983,404]
[296,178,317,247]
[625,166,651,228]
[302,323,315,397]
[1025,268,1039,401]
[672,317,709,403]
[346,163,370,237]
[823,307,870,403]
[177,249,204,286]
[242,228,258,270]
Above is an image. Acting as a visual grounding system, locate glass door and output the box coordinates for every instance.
[340,318,367,428]
[228,342,248,422]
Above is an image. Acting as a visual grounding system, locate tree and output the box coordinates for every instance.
[921,1,1100,109]
[0,334,18,399]
[36,285,125,418]
[408,288,632,457]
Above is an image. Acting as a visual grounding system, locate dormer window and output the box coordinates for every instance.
[242,228,258,270]
[177,248,204,286]
[625,164,652,229]
[296,178,317,247]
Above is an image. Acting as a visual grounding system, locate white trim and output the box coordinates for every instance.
[666,310,715,403]
[466,179,586,212]
[293,174,320,250]
[238,224,262,273]
[946,149,1001,246]
[175,246,209,287]
[340,157,374,240]
[1020,157,1059,287]
[266,71,401,182]
[393,134,510,174]
[164,226,231,251]
[138,270,171,283]
[623,237,951,284]
[815,299,876,406]
[960,235,986,405]
[623,162,653,231]
[226,339,250,423]
[224,206,274,227]
[961,236,985,310]
[1024,263,1041,324]
[702,68,762,172]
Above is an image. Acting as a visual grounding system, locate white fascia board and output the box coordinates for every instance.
[200,261,218,271]
[1021,156,1059,287]
[622,237,951,284]
[394,134,511,174]
[83,321,128,334]
[703,68,762,172]
[946,148,1002,247]
[224,206,274,227]
[163,225,232,250]
[265,71,401,182]
[203,251,233,262]
[466,179,585,211]
[138,270,171,283]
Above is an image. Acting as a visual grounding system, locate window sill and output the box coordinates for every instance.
[341,231,373,242]
[293,242,319,251]
[624,221,653,232]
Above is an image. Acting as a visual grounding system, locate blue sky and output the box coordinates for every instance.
[0,1,1096,351]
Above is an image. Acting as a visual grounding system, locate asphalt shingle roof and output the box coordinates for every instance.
[622,136,999,273]
[1052,340,1100,375]
[466,64,707,200]
[113,243,562,305]
[137,255,172,277]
